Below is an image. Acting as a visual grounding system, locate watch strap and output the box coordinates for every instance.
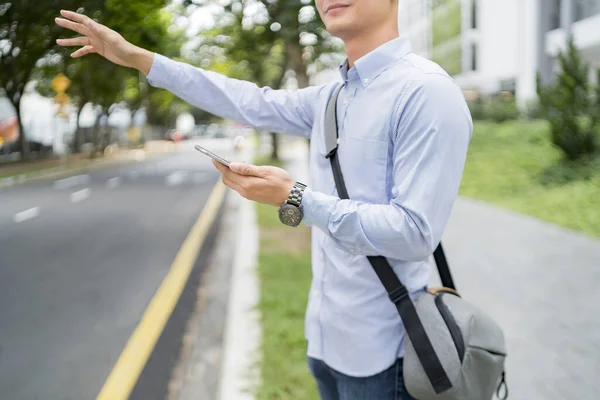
[286,182,306,207]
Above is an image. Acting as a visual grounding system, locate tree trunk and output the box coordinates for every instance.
[91,112,102,159]
[286,42,311,149]
[73,103,86,153]
[287,42,309,89]
[271,132,279,160]
[268,48,292,161]
[12,100,30,162]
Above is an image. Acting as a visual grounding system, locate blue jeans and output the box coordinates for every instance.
[307,357,416,400]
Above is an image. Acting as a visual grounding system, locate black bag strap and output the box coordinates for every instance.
[324,84,453,394]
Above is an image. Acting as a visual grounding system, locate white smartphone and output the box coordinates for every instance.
[194,145,231,166]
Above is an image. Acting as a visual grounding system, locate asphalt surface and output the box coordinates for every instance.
[0,138,237,400]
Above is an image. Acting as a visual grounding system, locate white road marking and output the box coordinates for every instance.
[54,175,90,189]
[14,207,40,223]
[70,188,91,203]
[106,177,121,189]
[166,171,189,186]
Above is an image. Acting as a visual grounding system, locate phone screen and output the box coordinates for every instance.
[194,145,231,166]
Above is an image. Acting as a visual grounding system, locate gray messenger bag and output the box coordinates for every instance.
[324,85,508,400]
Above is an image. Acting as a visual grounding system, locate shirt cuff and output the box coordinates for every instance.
[301,187,338,231]
[146,53,177,89]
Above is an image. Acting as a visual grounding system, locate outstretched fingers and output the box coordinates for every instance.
[55,17,90,37]
[59,10,86,23]
[70,45,97,58]
[56,36,90,47]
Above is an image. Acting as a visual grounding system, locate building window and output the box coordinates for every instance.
[574,0,600,21]
[550,0,561,30]
[471,43,478,71]
[471,0,478,29]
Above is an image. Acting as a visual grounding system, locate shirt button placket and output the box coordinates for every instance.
[318,237,327,356]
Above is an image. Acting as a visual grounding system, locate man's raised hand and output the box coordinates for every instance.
[55,10,154,75]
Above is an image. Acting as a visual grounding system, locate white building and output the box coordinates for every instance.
[399,0,600,106]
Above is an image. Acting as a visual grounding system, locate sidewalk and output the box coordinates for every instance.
[279,138,600,399]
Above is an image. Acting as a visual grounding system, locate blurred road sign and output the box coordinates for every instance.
[51,73,71,94]
[52,73,71,117]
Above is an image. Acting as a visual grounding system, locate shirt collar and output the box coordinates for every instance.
[338,36,413,87]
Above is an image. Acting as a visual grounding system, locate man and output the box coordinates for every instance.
[56,1,472,398]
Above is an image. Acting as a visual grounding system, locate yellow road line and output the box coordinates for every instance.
[96,181,227,400]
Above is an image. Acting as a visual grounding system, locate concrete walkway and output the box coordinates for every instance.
[279,138,600,400]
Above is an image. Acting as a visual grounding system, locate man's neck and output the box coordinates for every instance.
[345,25,399,68]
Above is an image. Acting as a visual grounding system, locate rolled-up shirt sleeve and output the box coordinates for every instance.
[146,53,324,138]
[302,73,473,261]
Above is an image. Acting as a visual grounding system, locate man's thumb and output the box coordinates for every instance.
[229,162,261,177]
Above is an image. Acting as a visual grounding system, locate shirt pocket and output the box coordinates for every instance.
[346,135,388,159]
[340,136,389,201]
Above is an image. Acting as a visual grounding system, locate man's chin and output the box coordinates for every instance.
[325,23,355,40]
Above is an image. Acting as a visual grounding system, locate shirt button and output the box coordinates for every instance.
[349,248,355,253]
[329,177,334,183]
[363,78,369,83]
[314,290,320,296]
[343,99,349,104]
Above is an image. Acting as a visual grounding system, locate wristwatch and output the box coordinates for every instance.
[278,182,307,227]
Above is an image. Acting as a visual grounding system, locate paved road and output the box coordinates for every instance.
[0,138,237,400]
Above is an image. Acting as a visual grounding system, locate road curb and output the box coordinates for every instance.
[0,143,176,189]
[216,197,261,400]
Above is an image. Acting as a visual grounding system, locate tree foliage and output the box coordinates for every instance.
[183,0,342,158]
[0,0,104,159]
[536,37,600,161]
[8,0,188,157]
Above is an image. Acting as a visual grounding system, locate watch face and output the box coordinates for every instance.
[279,204,303,227]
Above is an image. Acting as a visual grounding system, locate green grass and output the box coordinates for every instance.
[0,160,62,179]
[254,154,283,168]
[460,120,600,237]
[0,153,99,179]
[255,201,318,400]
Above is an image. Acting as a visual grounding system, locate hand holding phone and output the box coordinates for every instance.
[194,145,230,166]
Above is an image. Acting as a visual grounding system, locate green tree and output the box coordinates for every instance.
[35,0,178,151]
[184,0,342,159]
[536,37,600,161]
[0,0,104,160]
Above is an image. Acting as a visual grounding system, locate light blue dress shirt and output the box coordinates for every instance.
[147,36,473,378]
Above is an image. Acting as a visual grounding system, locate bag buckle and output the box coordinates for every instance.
[388,286,409,305]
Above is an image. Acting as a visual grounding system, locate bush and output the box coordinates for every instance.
[467,97,486,120]
[467,94,521,123]
[522,100,545,120]
[536,37,600,161]
[483,95,521,123]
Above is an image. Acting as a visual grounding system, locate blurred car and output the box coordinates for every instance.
[165,129,184,142]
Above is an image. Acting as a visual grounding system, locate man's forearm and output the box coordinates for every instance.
[142,53,323,138]
[130,46,155,76]
[301,188,441,261]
